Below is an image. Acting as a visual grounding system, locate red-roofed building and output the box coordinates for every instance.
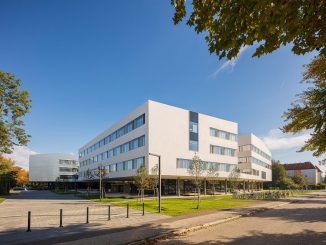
[283,162,322,185]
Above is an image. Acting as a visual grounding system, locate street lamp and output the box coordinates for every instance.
[149,153,161,213]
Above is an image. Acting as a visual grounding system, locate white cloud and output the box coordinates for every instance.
[4,146,38,170]
[262,129,311,151]
[210,45,249,78]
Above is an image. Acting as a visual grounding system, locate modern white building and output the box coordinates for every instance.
[78,100,271,194]
[284,162,323,186]
[238,134,272,182]
[29,153,79,183]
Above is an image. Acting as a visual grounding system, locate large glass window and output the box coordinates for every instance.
[189,140,198,151]
[189,121,198,133]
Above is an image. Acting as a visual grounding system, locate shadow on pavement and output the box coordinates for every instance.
[161,230,326,245]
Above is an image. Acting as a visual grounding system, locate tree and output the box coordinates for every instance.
[206,163,219,195]
[228,167,240,192]
[272,160,288,187]
[0,70,32,154]
[292,175,308,188]
[148,164,159,199]
[15,167,28,186]
[0,155,17,194]
[188,154,205,209]
[94,165,107,199]
[282,55,326,157]
[171,1,325,60]
[85,168,95,196]
[134,164,149,203]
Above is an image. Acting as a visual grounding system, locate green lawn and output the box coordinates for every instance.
[0,197,5,203]
[81,195,257,216]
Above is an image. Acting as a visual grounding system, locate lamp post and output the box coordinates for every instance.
[149,153,161,213]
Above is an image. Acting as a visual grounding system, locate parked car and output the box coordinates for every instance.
[12,187,28,191]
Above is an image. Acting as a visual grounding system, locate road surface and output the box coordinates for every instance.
[160,191,326,245]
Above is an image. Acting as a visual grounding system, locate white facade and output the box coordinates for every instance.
[284,163,323,185]
[238,134,272,181]
[29,153,79,182]
[78,100,271,184]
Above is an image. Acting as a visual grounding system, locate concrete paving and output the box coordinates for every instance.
[159,191,326,245]
[0,190,167,245]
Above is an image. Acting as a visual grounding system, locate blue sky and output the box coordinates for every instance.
[1,1,324,169]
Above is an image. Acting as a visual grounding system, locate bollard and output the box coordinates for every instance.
[59,209,63,227]
[26,211,31,232]
[142,202,145,216]
[127,203,129,218]
[86,207,89,224]
[108,205,111,221]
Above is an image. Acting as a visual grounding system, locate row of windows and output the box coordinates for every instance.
[176,158,237,172]
[59,160,78,165]
[79,135,145,167]
[239,156,271,169]
[210,145,236,157]
[238,144,271,161]
[79,157,145,177]
[250,145,271,161]
[59,167,78,172]
[79,114,145,158]
[210,128,237,141]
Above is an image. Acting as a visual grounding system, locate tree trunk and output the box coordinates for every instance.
[197,186,201,209]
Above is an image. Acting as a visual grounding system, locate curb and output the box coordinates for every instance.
[128,201,294,245]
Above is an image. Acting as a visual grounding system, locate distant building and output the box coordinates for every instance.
[29,153,79,186]
[238,134,272,182]
[283,162,322,185]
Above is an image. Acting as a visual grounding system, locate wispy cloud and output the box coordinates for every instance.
[210,45,249,78]
[4,146,38,170]
[262,128,311,151]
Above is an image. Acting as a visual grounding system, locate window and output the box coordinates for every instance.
[189,121,198,133]
[121,143,129,153]
[177,159,190,169]
[210,145,236,156]
[124,160,133,170]
[262,171,266,179]
[209,127,237,141]
[210,128,218,137]
[139,135,145,147]
[133,157,144,169]
[109,164,116,172]
[117,162,124,171]
[189,140,198,151]
[130,138,139,150]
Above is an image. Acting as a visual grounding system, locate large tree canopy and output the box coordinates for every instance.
[0,70,31,154]
[171,0,325,59]
[282,55,326,157]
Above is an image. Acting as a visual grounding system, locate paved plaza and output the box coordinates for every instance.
[0,190,167,245]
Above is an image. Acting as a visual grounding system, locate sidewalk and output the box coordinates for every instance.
[52,199,294,245]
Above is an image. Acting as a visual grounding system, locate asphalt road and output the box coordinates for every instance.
[159,191,326,245]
